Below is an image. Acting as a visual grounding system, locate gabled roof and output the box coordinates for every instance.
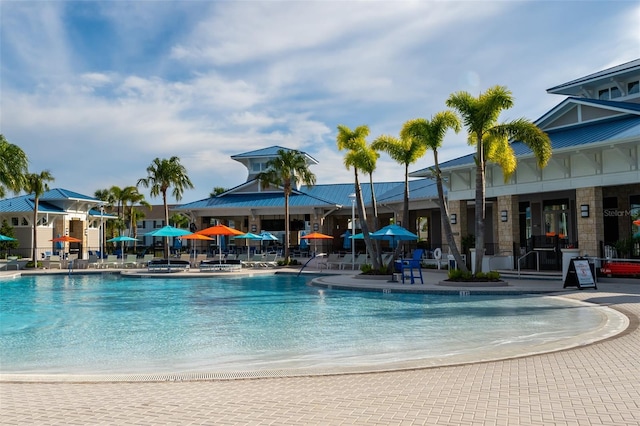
[547,59,640,95]
[536,97,640,130]
[0,188,99,214]
[39,188,100,202]
[231,145,319,164]
[410,114,640,174]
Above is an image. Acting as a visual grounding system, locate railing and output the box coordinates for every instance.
[517,250,540,279]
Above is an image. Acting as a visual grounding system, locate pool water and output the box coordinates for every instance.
[0,274,612,376]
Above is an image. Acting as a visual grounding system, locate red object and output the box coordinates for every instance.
[600,262,640,277]
[50,235,82,243]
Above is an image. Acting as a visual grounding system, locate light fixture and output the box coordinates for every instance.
[580,204,590,218]
[501,210,508,222]
[313,223,319,231]
[450,214,457,225]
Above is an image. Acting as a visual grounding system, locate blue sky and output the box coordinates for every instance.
[1,1,638,203]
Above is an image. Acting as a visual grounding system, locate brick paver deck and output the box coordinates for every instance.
[1,270,639,425]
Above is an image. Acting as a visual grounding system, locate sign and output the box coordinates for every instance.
[563,257,597,289]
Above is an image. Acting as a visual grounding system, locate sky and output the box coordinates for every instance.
[1,1,639,204]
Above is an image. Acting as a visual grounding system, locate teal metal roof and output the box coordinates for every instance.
[0,188,99,214]
[411,114,640,174]
[230,145,319,164]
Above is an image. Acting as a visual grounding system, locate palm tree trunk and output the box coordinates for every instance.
[474,134,485,274]
[284,191,290,262]
[368,173,381,269]
[163,190,169,259]
[32,199,39,263]
[354,169,374,266]
[433,152,468,273]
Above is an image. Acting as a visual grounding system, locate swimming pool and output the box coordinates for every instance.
[0,273,623,379]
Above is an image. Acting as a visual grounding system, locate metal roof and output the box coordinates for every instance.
[376,179,441,203]
[230,145,319,164]
[39,188,100,202]
[410,114,640,174]
[547,59,640,94]
[0,188,98,214]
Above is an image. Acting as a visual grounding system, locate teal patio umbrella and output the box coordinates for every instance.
[370,224,418,249]
[145,226,193,260]
[233,232,263,253]
[0,234,16,241]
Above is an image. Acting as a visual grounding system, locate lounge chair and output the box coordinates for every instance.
[242,254,265,268]
[6,256,20,270]
[137,254,155,268]
[337,253,355,270]
[199,259,242,272]
[318,253,340,270]
[258,253,280,267]
[46,255,62,269]
[147,259,190,272]
[352,254,369,270]
[193,254,207,268]
[124,254,139,268]
[101,255,120,268]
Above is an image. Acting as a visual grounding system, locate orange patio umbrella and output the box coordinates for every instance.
[179,233,214,264]
[196,224,245,237]
[50,235,82,243]
[300,232,334,254]
[196,224,244,260]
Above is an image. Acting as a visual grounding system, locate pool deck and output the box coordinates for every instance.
[1,268,639,425]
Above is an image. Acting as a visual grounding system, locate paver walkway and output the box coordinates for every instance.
[1,272,639,425]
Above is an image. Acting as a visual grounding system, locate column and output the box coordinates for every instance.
[575,186,603,257]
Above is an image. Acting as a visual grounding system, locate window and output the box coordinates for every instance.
[598,88,609,100]
[610,86,621,98]
[11,217,18,226]
[628,81,640,95]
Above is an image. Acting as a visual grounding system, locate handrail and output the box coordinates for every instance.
[517,250,539,279]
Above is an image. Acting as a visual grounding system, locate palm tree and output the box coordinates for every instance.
[0,134,28,198]
[124,187,150,253]
[256,149,316,263]
[372,128,427,251]
[336,125,377,268]
[402,112,468,273]
[24,170,54,263]
[446,85,551,273]
[345,145,382,270]
[138,157,194,259]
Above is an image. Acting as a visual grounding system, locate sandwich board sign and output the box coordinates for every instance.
[563,257,597,289]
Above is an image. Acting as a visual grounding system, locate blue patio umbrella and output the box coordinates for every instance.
[370,224,418,249]
[107,235,139,261]
[145,225,192,237]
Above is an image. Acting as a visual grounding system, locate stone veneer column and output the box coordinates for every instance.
[443,200,467,252]
[497,195,519,255]
[575,186,603,257]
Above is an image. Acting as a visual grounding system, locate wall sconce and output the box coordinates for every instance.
[450,214,457,225]
[500,210,508,222]
[313,223,319,231]
[251,224,257,233]
[580,204,590,218]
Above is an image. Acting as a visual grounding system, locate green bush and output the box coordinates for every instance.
[25,261,42,268]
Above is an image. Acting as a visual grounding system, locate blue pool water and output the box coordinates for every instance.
[0,274,609,376]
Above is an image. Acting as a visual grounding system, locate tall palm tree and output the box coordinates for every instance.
[0,134,28,198]
[345,145,382,270]
[446,85,551,273]
[336,125,377,267]
[402,112,468,273]
[24,170,54,263]
[372,128,427,236]
[124,187,150,253]
[138,157,194,259]
[256,149,316,263]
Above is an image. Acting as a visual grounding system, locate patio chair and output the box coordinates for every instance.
[318,253,340,270]
[6,256,20,270]
[352,254,369,270]
[102,255,120,268]
[124,254,139,268]
[395,249,424,284]
[137,254,155,268]
[46,255,62,269]
[337,253,354,270]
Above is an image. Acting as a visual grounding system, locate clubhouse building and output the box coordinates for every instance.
[2,60,639,270]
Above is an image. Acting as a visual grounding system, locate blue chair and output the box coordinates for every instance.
[395,249,424,284]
